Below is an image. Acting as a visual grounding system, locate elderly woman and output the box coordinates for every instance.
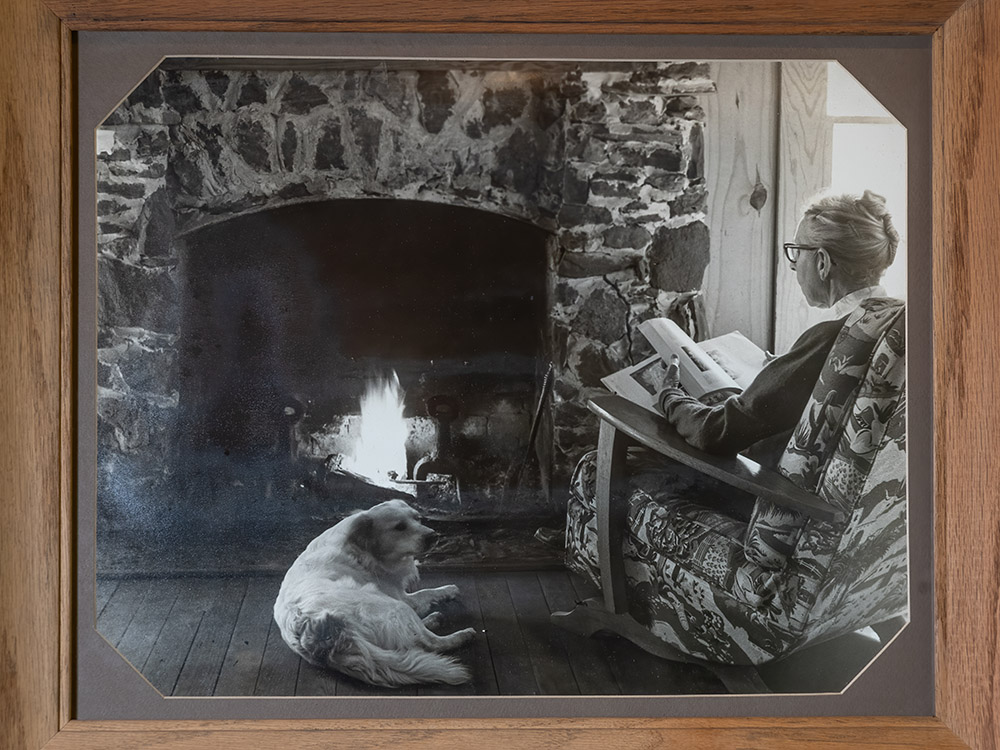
[657,189,901,456]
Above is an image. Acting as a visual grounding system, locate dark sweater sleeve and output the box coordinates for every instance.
[657,317,847,455]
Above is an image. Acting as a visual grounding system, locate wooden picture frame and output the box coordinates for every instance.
[1,0,995,747]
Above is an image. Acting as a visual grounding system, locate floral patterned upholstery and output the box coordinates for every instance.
[564,298,907,666]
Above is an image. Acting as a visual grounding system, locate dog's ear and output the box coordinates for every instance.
[347,515,377,556]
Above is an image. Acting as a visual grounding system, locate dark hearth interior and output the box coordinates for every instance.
[96,59,718,576]
[178,198,550,522]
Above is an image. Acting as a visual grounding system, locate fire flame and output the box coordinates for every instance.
[342,371,408,487]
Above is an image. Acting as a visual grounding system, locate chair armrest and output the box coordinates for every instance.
[588,395,844,524]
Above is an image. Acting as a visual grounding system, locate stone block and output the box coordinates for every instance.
[558,203,613,227]
[590,178,638,198]
[574,340,628,388]
[280,121,298,171]
[350,108,383,168]
[98,199,128,214]
[665,95,705,120]
[602,225,652,250]
[647,222,710,292]
[558,250,642,279]
[204,71,231,102]
[97,390,174,455]
[162,74,204,116]
[98,256,179,332]
[277,181,311,200]
[688,123,704,180]
[364,71,411,118]
[617,99,659,125]
[569,99,607,123]
[136,129,169,159]
[573,284,628,345]
[562,170,590,205]
[108,161,167,180]
[492,128,542,195]
[128,73,164,110]
[136,187,176,259]
[482,86,529,132]
[168,146,206,197]
[644,171,687,193]
[669,183,708,217]
[607,143,681,171]
[554,281,581,307]
[104,336,178,398]
[664,62,713,82]
[417,71,457,134]
[97,179,146,201]
[315,119,347,170]
[557,231,597,253]
[280,75,329,114]
[234,118,273,172]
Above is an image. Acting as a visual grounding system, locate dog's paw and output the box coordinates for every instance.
[422,612,444,630]
[454,627,477,646]
[436,584,460,602]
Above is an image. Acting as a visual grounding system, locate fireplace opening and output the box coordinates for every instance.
[175,198,553,535]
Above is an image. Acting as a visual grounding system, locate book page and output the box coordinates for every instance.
[699,331,768,390]
[638,318,740,398]
[601,354,668,415]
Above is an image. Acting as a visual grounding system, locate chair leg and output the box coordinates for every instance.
[549,598,610,639]
[708,663,771,694]
[551,598,771,694]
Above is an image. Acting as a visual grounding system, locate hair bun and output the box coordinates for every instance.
[857,189,889,217]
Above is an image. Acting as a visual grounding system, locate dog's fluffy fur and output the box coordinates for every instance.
[273,499,475,687]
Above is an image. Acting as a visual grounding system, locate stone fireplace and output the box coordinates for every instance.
[96,59,715,570]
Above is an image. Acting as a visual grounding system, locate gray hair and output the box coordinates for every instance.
[803,190,900,285]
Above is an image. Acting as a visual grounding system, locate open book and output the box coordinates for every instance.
[601,318,769,415]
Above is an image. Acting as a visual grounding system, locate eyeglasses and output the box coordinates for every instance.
[783,243,836,266]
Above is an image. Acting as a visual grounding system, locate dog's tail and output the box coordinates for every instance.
[336,636,471,687]
[287,610,470,688]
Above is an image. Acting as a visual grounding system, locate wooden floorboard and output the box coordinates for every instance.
[97,569,738,697]
[417,571,496,697]
[173,578,248,696]
[505,572,580,695]
[95,578,118,618]
[96,578,149,646]
[567,572,727,695]
[294,660,340,696]
[255,616,301,696]
[114,579,181,675]
[475,573,539,695]
[214,576,279,696]
[537,570,621,695]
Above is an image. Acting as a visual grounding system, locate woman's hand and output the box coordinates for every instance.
[664,354,680,389]
[657,385,687,415]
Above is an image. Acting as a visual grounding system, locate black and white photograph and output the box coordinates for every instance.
[94,56,909,698]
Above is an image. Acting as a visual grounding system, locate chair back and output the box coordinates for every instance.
[744,298,907,641]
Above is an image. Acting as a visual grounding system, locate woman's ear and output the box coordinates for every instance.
[816,248,833,280]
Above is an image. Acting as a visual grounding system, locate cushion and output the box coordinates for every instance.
[744,298,905,571]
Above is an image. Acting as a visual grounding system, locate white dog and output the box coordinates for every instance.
[273,499,475,687]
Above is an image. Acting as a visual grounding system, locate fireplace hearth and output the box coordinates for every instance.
[96,59,716,574]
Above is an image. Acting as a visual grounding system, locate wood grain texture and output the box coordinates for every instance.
[40,0,966,34]
[934,1,1000,748]
[43,717,970,749]
[0,0,995,747]
[0,1,65,748]
[702,62,779,350]
[59,19,76,732]
[773,60,832,354]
